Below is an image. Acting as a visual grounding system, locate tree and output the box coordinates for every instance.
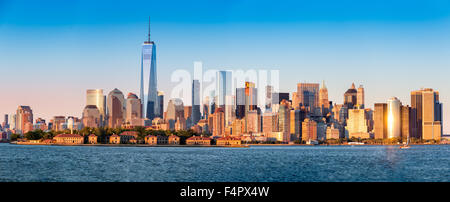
[10,133,20,141]
[25,130,45,140]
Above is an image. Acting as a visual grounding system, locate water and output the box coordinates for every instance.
[0,143,449,182]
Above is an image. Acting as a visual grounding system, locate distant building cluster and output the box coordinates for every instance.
[0,22,444,144]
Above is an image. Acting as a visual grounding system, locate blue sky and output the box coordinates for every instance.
[0,0,450,133]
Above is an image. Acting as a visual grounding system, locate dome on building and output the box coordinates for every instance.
[127,93,138,99]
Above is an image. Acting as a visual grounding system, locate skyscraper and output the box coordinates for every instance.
[86,89,106,126]
[344,83,357,109]
[212,107,225,137]
[140,18,158,120]
[215,71,232,107]
[421,89,442,140]
[346,108,369,139]
[411,88,442,140]
[82,105,101,128]
[192,80,201,125]
[401,105,411,140]
[319,81,330,114]
[107,88,125,128]
[157,91,164,118]
[278,100,291,143]
[126,93,143,126]
[374,103,388,139]
[387,97,402,139]
[357,85,365,108]
[302,118,317,142]
[16,106,33,134]
[295,83,319,110]
[2,114,8,129]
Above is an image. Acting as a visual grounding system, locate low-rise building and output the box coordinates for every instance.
[186,136,211,145]
[145,135,157,145]
[216,136,241,146]
[109,134,120,144]
[119,131,139,144]
[54,134,84,144]
[168,135,180,145]
[88,134,98,144]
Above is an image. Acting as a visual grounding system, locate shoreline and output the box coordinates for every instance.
[11,142,249,148]
[8,142,448,147]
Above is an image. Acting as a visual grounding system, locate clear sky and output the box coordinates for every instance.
[0,0,449,133]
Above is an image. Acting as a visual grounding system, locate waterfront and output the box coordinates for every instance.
[0,143,448,182]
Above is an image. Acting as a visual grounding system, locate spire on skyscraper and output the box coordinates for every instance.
[321,80,327,89]
[147,16,151,42]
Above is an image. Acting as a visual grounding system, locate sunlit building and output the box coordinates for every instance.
[411,88,442,140]
[82,105,101,128]
[346,107,370,139]
[387,97,402,139]
[16,106,33,134]
[126,93,143,127]
[302,118,317,141]
[344,83,357,109]
[107,88,125,128]
[86,89,106,126]
[140,19,158,120]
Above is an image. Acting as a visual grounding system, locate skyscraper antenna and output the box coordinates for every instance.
[148,16,151,42]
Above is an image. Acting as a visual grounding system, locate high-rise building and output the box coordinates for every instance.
[107,88,125,128]
[126,93,143,126]
[374,103,388,139]
[294,83,319,110]
[202,96,210,119]
[401,105,411,139]
[262,112,277,137]
[140,18,158,120]
[412,88,442,140]
[290,109,306,141]
[346,108,369,139]
[387,97,402,139]
[82,105,101,128]
[278,100,291,143]
[344,83,358,109]
[302,118,317,141]
[52,116,65,131]
[319,81,330,112]
[16,106,33,134]
[157,91,164,118]
[215,71,232,107]
[224,95,235,127]
[212,107,225,137]
[192,80,201,125]
[357,85,365,108]
[166,98,185,126]
[236,88,246,119]
[326,124,341,139]
[2,114,8,129]
[86,89,106,126]
[265,85,273,110]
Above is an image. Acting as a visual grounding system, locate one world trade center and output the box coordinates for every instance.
[140,18,158,120]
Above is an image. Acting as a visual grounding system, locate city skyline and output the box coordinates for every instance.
[1,0,449,133]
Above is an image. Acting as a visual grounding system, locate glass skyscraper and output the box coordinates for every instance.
[215,71,232,107]
[140,20,158,120]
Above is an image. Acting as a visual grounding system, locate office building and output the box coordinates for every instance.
[16,106,33,134]
[140,18,158,120]
[192,80,201,125]
[126,93,143,126]
[387,97,402,139]
[107,88,125,128]
[82,105,101,128]
[86,89,106,126]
